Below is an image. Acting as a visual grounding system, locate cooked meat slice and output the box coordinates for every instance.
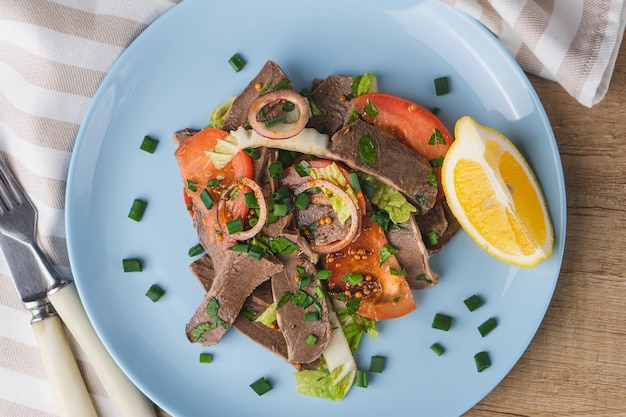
[296,204,350,247]
[385,215,439,290]
[416,200,448,239]
[222,60,293,132]
[307,75,353,135]
[426,200,462,255]
[186,251,283,346]
[173,128,200,145]
[189,256,320,369]
[329,120,438,213]
[272,254,332,364]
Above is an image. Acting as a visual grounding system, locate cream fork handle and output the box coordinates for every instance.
[32,314,98,417]
[48,282,157,417]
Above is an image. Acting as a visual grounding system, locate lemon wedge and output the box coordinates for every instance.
[441,116,554,267]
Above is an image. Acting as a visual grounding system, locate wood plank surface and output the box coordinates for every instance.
[464,39,626,417]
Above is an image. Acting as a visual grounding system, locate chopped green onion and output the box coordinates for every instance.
[430,342,445,356]
[140,135,158,153]
[268,161,285,179]
[199,189,214,210]
[434,76,450,96]
[474,351,491,372]
[199,353,213,363]
[314,285,325,299]
[268,236,299,254]
[244,191,259,209]
[206,178,223,187]
[241,306,257,321]
[228,53,246,72]
[478,317,498,337]
[430,156,445,167]
[358,135,377,167]
[316,269,332,280]
[187,179,198,192]
[291,289,309,307]
[145,284,165,302]
[188,243,205,257]
[225,218,244,235]
[342,272,363,286]
[248,245,265,260]
[428,128,446,145]
[272,203,289,217]
[424,230,439,246]
[277,292,293,309]
[348,172,361,191]
[432,313,452,331]
[294,160,311,177]
[426,171,438,187]
[243,147,260,159]
[272,79,290,90]
[294,193,310,210]
[264,116,284,128]
[363,99,379,118]
[304,312,320,321]
[356,370,368,388]
[282,101,295,112]
[249,377,273,396]
[128,199,147,222]
[464,294,484,312]
[122,258,143,272]
[297,275,312,289]
[306,334,318,346]
[369,355,385,373]
[431,107,441,115]
[389,267,405,276]
[231,242,249,253]
[379,243,398,266]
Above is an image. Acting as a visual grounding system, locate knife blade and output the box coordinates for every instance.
[0,236,98,417]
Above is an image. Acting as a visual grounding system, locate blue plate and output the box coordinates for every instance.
[66,0,566,416]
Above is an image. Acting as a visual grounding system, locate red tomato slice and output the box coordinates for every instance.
[175,128,254,244]
[350,93,454,201]
[324,216,416,321]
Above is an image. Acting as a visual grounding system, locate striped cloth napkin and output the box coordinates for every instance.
[0,1,623,416]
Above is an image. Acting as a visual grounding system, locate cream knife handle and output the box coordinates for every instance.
[48,282,156,417]
[32,314,98,417]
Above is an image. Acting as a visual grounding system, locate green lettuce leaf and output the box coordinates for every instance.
[207,96,235,129]
[254,303,277,328]
[309,162,359,224]
[294,366,356,401]
[358,173,417,223]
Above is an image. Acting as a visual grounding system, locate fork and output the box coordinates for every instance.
[0,161,97,417]
[0,160,156,417]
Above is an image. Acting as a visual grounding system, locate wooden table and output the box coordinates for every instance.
[465,37,626,417]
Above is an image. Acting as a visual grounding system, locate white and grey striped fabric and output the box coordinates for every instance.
[0,1,624,416]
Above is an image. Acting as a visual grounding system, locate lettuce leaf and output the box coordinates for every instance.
[309,162,359,224]
[207,96,235,129]
[254,303,277,328]
[358,173,417,223]
[294,365,356,401]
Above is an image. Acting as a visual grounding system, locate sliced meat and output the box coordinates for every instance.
[272,254,332,364]
[415,200,448,239]
[426,200,462,255]
[186,251,283,346]
[307,75,353,135]
[296,204,350,247]
[329,119,438,213]
[223,60,293,132]
[173,128,200,145]
[385,215,439,290]
[189,255,321,369]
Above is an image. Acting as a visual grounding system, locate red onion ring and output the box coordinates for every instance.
[218,177,267,241]
[293,179,361,254]
[247,90,310,140]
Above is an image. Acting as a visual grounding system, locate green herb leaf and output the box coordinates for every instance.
[358,135,377,167]
[379,244,398,266]
[428,128,446,145]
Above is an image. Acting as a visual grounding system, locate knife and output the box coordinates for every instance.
[0,237,98,417]
[3,237,158,417]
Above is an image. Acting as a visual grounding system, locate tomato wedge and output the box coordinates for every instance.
[324,216,416,321]
[351,93,454,200]
[174,128,254,244]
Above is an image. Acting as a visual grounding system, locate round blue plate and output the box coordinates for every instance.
[66,1,566,416]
